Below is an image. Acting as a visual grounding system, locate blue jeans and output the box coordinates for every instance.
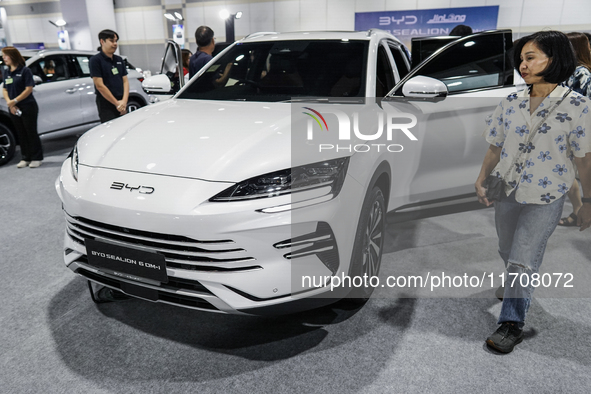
[494,191,565,329]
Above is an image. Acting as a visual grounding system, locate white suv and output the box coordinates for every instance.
[0,49,150,166]
[56,29,515,315]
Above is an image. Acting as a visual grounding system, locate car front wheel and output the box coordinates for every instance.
[347,185,386,301]
[0,124,16,167]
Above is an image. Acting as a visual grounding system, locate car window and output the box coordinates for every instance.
[71,55,92,77]
[412,34,508,93]
[410,36,458,69]
[213,42,231,57]
[29,55,70,83]
[389,44,410,81]
[178,40,368,102]
[376,44,395,97]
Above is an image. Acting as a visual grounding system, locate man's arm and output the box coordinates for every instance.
[475,144,502,207]
[213,63,233,87]
[93,76,119,106]
[119,75,129,114]
[574,152,591,231]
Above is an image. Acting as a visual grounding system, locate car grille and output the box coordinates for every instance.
[77,264,219,311]
[65,213,260,272]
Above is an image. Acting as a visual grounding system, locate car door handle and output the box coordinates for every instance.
[65,88,77,94]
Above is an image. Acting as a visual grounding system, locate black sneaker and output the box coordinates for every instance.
[486,322,524,353]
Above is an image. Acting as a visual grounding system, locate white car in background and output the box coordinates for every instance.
[56,29,515,315]
[0,49,150,166]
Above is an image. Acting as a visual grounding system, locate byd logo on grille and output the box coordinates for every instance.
[110,182,155,194]
[302,107,418,152]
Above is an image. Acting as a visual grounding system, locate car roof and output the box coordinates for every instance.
[19,49,42,58]
[241,29,402,44]
[24,49,137,68]
[30,49,98,58]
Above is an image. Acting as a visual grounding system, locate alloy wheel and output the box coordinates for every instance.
[362,199,383,278]
[0,132,11,160]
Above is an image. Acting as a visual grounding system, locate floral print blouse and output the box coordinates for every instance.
[485,85,591,204]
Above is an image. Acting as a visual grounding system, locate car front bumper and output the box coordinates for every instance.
[56,159,365,315]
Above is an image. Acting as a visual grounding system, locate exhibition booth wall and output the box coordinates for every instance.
[1,0,591,77]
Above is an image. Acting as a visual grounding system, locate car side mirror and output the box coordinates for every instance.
[33,75,43,85]
[142,74,172,94]
[401,76,448,100]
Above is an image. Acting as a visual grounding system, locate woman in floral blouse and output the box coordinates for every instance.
[475,31,591,353]
[558,32,591,225]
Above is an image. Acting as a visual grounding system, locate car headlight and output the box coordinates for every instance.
[70,145,78,181]
[210,157,350,202]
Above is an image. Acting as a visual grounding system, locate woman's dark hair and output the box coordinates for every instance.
[98,29,119,43]
[566,32,591,71]
[513,30,577,83]
[181,49,192,69]
[1,46,26,68]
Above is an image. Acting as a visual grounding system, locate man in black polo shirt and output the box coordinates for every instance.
[89,29,129,123]
[189,26,215,78]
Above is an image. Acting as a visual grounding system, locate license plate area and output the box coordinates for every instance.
[85,238,168,283]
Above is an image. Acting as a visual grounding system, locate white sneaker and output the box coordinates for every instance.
[28,160,42,168]
[16,160,30,168]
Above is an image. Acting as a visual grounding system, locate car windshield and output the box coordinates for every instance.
[177,40,369,102]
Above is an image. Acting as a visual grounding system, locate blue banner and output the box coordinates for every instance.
[355,6,499,47]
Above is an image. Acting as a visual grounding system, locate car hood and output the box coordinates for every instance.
[77,99,312,182]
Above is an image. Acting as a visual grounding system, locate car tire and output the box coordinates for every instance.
[347,185,386,302]
[0,124,16,167]
[126,99,143,113]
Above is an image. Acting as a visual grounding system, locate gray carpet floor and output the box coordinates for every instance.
[1,136,590,393]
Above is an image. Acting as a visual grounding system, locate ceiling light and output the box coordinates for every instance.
[48,19,67,28]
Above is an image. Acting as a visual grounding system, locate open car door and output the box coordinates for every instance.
[142,40,183,101]
[382,30,515,206]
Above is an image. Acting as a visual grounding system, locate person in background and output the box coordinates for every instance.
[449,24,473,36]
[89,29,129,123]
[189,26,215,78]
[564,32,591,97]
[558,32,591,226]
[43,60,55,78]
[182,48,192,84]
[88,30,133,302]
[188,26,233,88]
[475,31,591,353]
[1,46,42,168]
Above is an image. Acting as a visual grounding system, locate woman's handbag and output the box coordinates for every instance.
[484,175,505,202]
